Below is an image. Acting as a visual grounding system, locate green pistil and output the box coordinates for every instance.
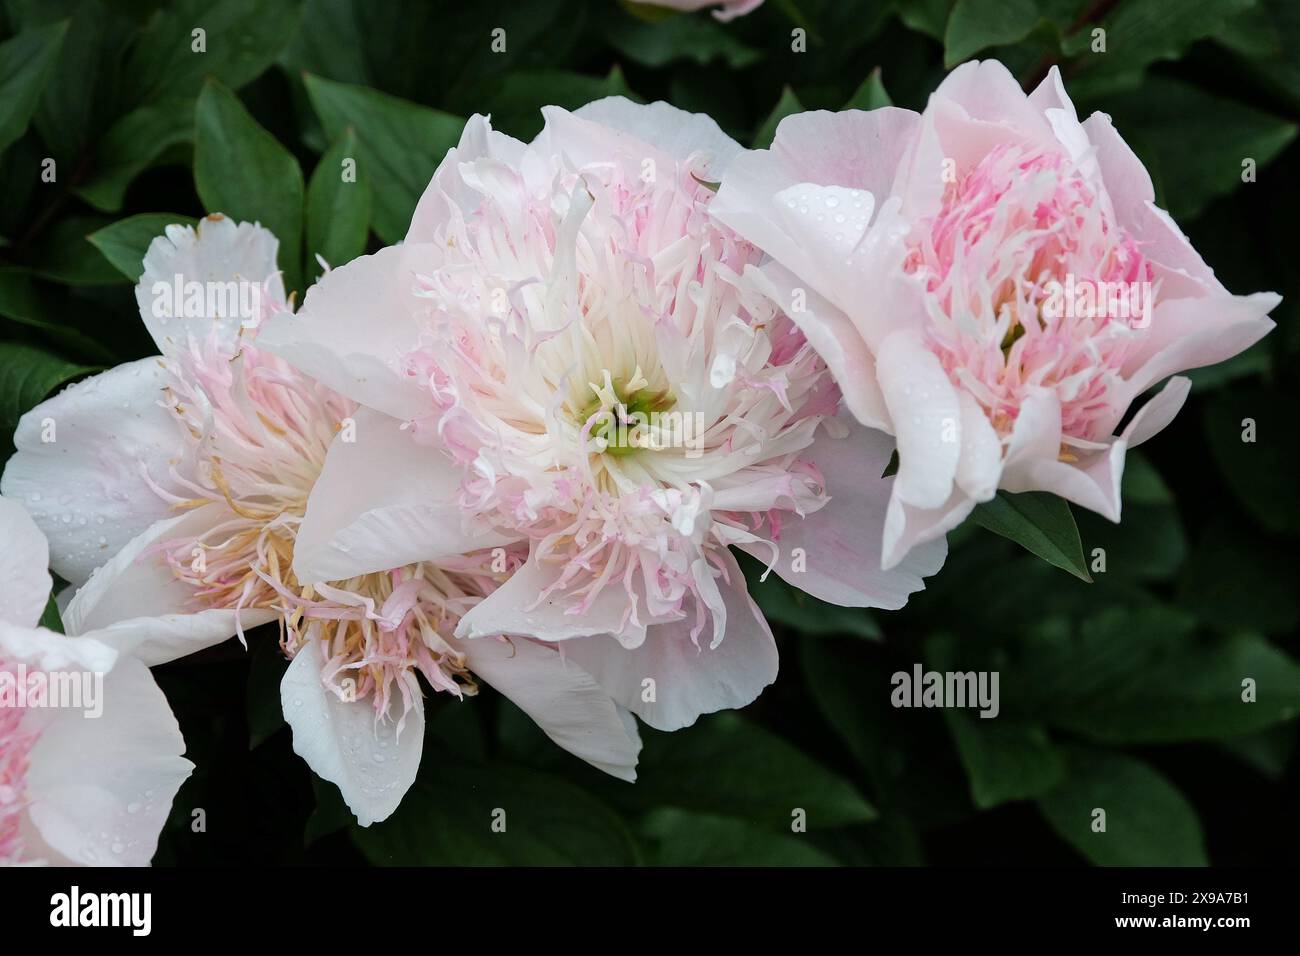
[583,381,675,456]
[1001,321,1025,355]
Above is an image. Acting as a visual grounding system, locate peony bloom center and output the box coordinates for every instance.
[400,148,838,643]
[146,332,508,720]
[904,143,1156,444]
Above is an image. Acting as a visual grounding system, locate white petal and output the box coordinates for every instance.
[741,261,890,431]
[407,114,528,243]
[999,389,1124,522]
[740,419,945,608]
[0,621,117,674]
[875,328,962,509]
[294,407,517,584]
[1121,376,1191,448]
[257,244,438,422]
[455,553,652,646]
[280,638,423,827]
[2,358,186,588]
[560,555,778,732]
[63,506,275,663]
[462,635,641,781]
[955,390,1002,501]
[25,655,192,867]
[882,487,976,571]
[1121,293,1278,398]
[568,97,743,177]
[0,497,50,628]
[136,215,284,359]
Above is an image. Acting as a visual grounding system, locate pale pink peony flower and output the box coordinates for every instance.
[2,216,642,826]
[712,61,1280,567]
[258,99,945,732]
[627,0,764,22]
[0,497,192,866]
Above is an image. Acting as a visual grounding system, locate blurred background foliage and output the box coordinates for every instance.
[0,0,1297,865]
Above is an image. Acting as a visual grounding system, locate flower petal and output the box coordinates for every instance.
[63,506,275,664]
[741,419,946,608]
[0,496,50,628]
[280,636,423,827]
[559,554,777,732]
[2,358,186,588]
[955,389,1002,502]
[407,114,527,243]
[569,97,742,176]
[455,553,653,646]
[741,261,890,430]
[462,634,641,781]
[257,244,438,422]
[1121,293,1278,398]
[875,328,962,509]
[25,655,192,867]
[136,215,283,359]
[1121,376,1191,448]
[294,407,518,584]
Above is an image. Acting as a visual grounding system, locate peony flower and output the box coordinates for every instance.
[711,61,1280,566]
[2,216,642,827]
[627,0,765,22]
[1,496,191,866]
[257,98,945,733]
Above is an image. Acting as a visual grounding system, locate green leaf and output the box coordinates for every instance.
[88,213,198,281]
[754,85,802,149]
[74,98,195,212]
[0,266,116,363]
[0,341,96,458]
[1074,452,1185,581]
[1064,0,1256,85]
[1020,606,1300,743]
[1216,724,1296,781]
[39,593,63,633]
[351,754,639,865]
[639,809,837,866]
[925,631,1066,808]
[604,7,763,69]
[969,491,1091,582]
[1090,77,1296,222]
[1177,520,1298,635]
[468,66,638,142]
[844,68,893,110]
[1036,746,1208,866]
[748,572,882,640]
[943,0,1040,68]
[1205,384,1300,535]
[24,0,135,163]
[123,0,304,105]
[896,0,956,41]
[27,215,123,286]
[800,637,973,828]
[303,73,464,246]
[305,127,371,276]
[278,0,369,86]
[194,80,304,292]
[630,712,877,828]
[945,712,1065,809]
[0,20,69,155]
